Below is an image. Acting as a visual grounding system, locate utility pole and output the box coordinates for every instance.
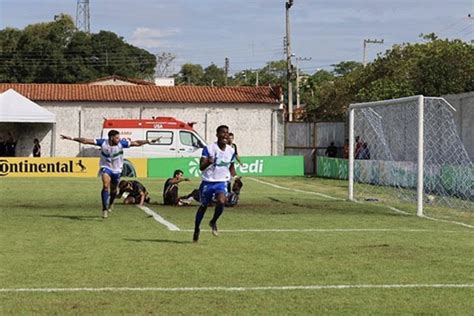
[76,0,91,33]
[363,39,384,67]
[255,70,259,86]
[224,57,229,86]
[295,56,311,108]
[285,0,294,121]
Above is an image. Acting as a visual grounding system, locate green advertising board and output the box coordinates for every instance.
[317,156,348,180]
[147,156,304,178]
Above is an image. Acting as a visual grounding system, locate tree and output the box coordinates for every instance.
[229,60,287,87]
[155,52,176,78]
[202,64,226,86]
[305,37,474,121]
[331,61,362,76]
[0,14,156,83]
[176,63,204,85]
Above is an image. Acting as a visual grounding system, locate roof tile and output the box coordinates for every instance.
[0,84,280,104]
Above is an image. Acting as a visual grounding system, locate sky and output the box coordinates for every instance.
[1,0,472,75]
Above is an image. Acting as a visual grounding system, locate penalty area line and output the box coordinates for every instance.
[248,177,342,200]
[137,205,180,231]
[1,284,473,293]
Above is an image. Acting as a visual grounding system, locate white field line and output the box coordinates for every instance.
[137,205,180,231]
[1,284,473,293]
[248,178,473,229]
[386,205,411,215]
[248,178,342,200]
[178,228,468,233]
[421,215,474,229]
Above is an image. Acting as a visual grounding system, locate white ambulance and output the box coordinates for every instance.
[102,117,207,158]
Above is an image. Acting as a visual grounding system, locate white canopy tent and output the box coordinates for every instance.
[0,89,57,156]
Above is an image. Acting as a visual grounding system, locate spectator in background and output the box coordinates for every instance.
[359,142,371,159]
[33,138,41,157]
[343,138,349,159]
[0,135,6,157]
[325,141,338,158]
[354,136,363,159]
[5,132,17,157]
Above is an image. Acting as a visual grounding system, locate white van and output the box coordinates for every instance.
[102,117,207,158]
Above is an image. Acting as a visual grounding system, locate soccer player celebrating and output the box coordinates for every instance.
[193,125,236,242]
[60,130,158,218]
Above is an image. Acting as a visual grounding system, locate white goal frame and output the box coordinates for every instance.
[348,95,460,217]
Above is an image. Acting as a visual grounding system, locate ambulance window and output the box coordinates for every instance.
[180,131,204,148]
[147,131,173,145]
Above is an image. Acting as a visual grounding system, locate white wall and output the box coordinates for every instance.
[39,102,284,157]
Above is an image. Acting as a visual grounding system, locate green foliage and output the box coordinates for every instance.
[202,63,226,86]
[331,60,362,76]
[304,38,474,121]
[175,63,204,85]
[0,14,156,83]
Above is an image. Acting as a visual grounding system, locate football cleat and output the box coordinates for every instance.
[193,228,200,243]
[102,210,108,219]
[209,221,218,237]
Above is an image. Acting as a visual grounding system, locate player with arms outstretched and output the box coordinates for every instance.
[61,130,158,218]
[193,125,236,242]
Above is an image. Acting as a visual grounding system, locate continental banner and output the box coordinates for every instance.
[147,156,304,178]
[0,157,148,178]
[0,158,100,177]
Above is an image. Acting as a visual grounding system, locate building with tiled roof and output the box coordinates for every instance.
[0,83,281,104]
[85,75,156,86]
[0,84,284,157]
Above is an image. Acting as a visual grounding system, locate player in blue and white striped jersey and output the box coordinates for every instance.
[193,125,237,242]
[61,130,158,219]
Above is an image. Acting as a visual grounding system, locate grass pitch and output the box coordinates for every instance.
[1,176,473,315]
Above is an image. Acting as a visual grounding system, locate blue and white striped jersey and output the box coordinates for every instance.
[95,138,130,173]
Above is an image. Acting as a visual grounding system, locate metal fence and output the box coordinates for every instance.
[285,122,345,174]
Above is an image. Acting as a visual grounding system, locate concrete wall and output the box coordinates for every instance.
[37,102,283,157]
[442,92,474,161]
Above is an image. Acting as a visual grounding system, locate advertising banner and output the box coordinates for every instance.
[124,158,147,178]
[0,157,148,178]
[147,156,304,178]
[0,157,100,177]
[316,157,348,179]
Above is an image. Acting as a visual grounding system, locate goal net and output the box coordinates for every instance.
[348,95,473,215]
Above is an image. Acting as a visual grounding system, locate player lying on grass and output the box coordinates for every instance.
[60,130,159,218]
[173,176,242,207]
[118,180,150,206]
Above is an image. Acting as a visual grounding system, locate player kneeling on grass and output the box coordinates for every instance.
[193,125,236,243]
[118,180,150,206]
[60,130,159,219]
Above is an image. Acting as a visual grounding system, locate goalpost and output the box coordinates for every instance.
[348,95,473,216]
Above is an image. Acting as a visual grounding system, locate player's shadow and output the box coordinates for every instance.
[41,215,101,221]
[124,238,192,244]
